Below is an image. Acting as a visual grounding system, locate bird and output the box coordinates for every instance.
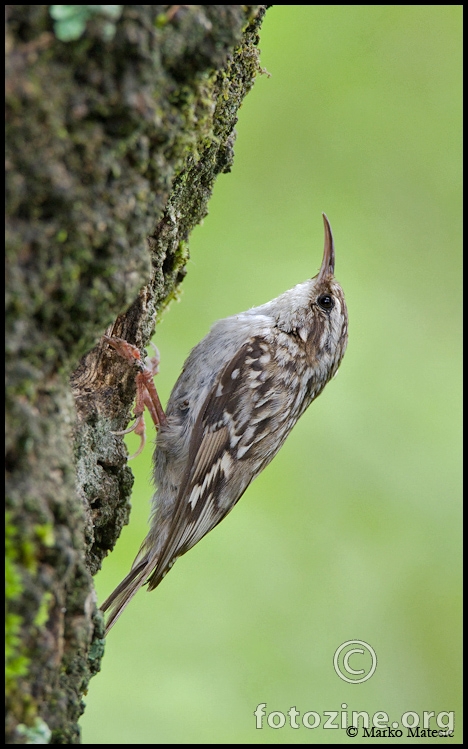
[101,213,348,633]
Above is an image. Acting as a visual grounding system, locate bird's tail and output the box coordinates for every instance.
[100,553,157,634]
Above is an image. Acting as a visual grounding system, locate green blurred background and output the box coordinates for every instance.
[82,6,462,744]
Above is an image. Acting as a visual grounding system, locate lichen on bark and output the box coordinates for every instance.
[6,4,268,743]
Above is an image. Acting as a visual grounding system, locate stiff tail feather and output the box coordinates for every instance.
[101,555,156,634]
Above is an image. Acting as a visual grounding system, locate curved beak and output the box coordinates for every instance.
[317,213,335,282]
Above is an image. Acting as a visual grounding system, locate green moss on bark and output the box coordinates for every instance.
[6,4,268,743]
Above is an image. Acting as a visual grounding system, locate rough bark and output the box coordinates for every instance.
[5,5,268,743]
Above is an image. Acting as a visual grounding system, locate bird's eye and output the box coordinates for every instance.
[317,294,334,310]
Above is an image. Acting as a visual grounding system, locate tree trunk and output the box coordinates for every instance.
[5,5,268,743]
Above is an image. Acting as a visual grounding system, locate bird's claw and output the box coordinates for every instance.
[104,335,166,459]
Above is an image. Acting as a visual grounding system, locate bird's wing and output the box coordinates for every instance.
[147,335,288,590]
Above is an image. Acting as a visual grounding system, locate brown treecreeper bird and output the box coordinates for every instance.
[102,214,348,633]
